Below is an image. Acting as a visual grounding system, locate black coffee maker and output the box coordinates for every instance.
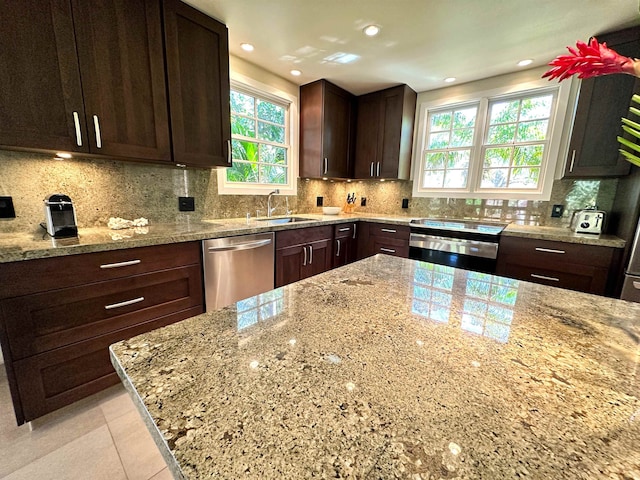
[43,194,78,238]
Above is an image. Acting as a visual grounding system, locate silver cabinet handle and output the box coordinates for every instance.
[323,158,328,175]
[208,239,272,252]
[93,115,102,148]
[303,245,307,266]
[73,111,82,146]
[370,162,374,177]
[336,239,341,257]
[380,248,396,253]
[381,228,397,233]
[353,223,357,239]
[309,244,313,264]
[633,280,640,290]
[105,296,144,310]
[535,247,565,254]
[376,161,380,177]
[227,139,232,165]
[100,259,141,269]
[339,227,350,232]
[530,273,559,282]
[569,150,576,172]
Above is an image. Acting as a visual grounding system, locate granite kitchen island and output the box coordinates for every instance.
[110,255,640,479]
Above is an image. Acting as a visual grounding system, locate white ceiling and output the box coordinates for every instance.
[187,0,640,95]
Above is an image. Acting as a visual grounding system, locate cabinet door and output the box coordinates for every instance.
[275,244,305,287]
[164,0,231,167]
[303,239,333,278]
[322,82,353,178]
[354,92,381,178]
[564,27,640,178]
[379,86,415,180]
[72,0,171,161]
[0,0,88,153]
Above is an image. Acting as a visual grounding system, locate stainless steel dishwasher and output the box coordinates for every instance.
[202,232,274,311]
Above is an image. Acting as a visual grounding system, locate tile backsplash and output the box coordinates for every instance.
[0,149,617,234]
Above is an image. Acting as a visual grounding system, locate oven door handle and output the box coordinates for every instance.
[409,233,499,260]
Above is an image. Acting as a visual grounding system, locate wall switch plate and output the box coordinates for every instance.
[316,196,323,207]
[179,196,195,212]
[0,196,16,218]
[360,197,367,207]
[401,198,409,209]
[551,204,564,217]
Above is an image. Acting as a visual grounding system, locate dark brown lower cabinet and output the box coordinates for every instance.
[0,242,204,425]
[496,236,620,295]
[275,226,333,287]
[333,223,358,268]
[358,222,410,259]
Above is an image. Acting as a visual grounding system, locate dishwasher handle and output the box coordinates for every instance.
[207,238,272,253]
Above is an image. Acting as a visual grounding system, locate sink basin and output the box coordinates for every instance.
[256,217,314,225]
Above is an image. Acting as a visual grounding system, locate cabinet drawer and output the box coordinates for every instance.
[12,306,202,423]
[275,225,333,249]
[334,223,356,239]
[0,241,202,299]
[1,265,203,360]
[498,236,614,269]
[372,237,409,258]
[497,261,608,293]
[369,223,410,240]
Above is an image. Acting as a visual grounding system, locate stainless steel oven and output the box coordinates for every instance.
[409,219,508,274]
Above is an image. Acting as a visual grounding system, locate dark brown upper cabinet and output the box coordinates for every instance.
[354,84,416,180]
[299,79,355,179]
[163,0,232,168]
[0,0,171,162]
[563,26,640,178]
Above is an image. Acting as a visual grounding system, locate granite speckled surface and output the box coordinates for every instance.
[111,255,640,480]
[0,214,624,264]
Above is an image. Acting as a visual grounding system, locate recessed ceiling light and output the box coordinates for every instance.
[444,77,456,83]
[290,69,302,76]
[517,59,533,67]
[363,25,381,37]
[240,43,254,52]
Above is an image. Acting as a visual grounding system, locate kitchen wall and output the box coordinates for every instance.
[0,57,619,236]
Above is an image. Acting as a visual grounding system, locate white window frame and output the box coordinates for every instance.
[412,77,573,200]
[217,73,298,195]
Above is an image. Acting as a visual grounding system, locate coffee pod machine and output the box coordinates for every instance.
[44,194,78,238]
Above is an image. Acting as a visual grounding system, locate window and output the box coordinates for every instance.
[217,76,298,195]
[413,77,573,200]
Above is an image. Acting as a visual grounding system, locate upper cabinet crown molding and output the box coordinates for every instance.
[563,26,640,178]
[0,0,231,168]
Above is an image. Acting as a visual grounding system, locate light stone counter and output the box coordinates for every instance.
[110,255,640,479]
[0,214,624,264]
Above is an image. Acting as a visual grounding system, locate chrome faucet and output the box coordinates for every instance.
[267,189,280,217]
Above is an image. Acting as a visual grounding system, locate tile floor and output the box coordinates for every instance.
[0,369,172,480]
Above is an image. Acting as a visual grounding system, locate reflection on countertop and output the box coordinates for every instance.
[111,255,640,480]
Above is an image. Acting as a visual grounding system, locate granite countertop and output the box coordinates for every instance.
[110,255,640,479]
[0,214,625,264]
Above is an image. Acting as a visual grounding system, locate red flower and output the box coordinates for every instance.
[543,37,640,81]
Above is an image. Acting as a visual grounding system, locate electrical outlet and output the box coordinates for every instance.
[551,204,564,217]
[360,197,367,207]
[401,198,409,209]
[0,196,16,218]
[179,196,195,212]
[316,196,323,207]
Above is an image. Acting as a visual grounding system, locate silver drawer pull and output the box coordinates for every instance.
[339,227,350,232]
[380,248,396,253]
[105,296,144,310]
[100,259,141,269]
[353,223,357,239]
[73,111,82,146]
[381,228,397,233]
[535,247,565,254]
[309,244,313,264]
[303,245,307,266]
[633,281,640,290]
[530,273,559,282]
[93,115,102,148]
[336,239,341,257]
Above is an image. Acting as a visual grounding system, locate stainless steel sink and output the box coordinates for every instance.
[256,217,314,225]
